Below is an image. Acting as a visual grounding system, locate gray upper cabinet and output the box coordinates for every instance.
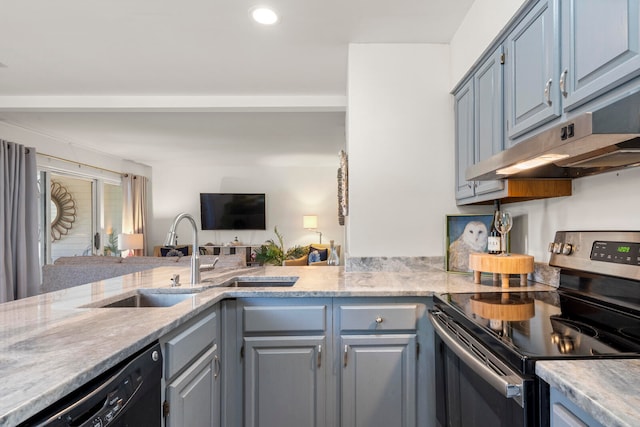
[455,46,505,202]
[474,46,506,196]
[454,79,475,200]
[560,0,640,110]
[505,0,561,141]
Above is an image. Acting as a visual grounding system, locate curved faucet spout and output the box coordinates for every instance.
[165,213,200,285]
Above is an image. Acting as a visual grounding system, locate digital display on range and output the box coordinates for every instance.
[590,241,640,266]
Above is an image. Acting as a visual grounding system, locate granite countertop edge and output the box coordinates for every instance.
[0,265,635,425]
[536,359,640,427]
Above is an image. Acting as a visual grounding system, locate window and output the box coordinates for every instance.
[37,156,122,266]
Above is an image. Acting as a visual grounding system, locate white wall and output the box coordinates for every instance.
[149,160,344,254]
[347,44,457,257]
[451,0,640,262]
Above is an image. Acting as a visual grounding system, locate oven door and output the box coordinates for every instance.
[429,310,535,427]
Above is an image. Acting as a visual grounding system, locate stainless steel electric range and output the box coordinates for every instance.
[430,231,640,427]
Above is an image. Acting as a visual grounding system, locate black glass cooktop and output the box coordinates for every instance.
[434,291,640,373]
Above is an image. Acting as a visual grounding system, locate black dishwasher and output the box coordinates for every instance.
[20,342,162,427]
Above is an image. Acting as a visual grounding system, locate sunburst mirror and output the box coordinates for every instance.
[50,180,77,241]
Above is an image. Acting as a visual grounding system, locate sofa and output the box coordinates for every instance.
[41,253,247,293]
[282,243,341,266]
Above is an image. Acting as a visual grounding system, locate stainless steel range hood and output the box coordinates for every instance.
[466,91,640,181]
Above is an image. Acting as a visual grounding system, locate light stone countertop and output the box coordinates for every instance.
[536,359,640,427]
[0,264,634,425]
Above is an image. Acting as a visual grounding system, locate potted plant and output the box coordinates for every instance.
[254,227,307,266]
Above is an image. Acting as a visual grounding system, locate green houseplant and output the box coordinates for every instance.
[255,227,307,266]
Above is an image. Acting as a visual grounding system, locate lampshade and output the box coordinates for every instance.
[118,233,144,250]
[303,215,318,229]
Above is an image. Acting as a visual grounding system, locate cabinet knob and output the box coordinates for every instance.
[375,316,383,324]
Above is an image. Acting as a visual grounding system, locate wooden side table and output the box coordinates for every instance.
[468,252,534,288]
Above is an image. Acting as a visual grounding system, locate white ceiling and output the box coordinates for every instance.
[0,0,474,165]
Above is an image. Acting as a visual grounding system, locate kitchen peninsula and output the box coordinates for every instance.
[0,266,637,427]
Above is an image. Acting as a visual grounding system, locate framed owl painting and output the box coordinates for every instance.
[445,214,494,273]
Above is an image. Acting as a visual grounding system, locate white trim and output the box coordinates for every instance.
[0,95,347,112]
[37,154,122,185]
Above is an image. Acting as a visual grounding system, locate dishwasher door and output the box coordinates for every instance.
[20,342,162,427]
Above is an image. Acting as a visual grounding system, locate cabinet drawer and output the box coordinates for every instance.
[339,304,418,331]
[244,305,326,333]
[165,311,217,380]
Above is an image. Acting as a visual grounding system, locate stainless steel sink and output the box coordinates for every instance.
[95,290,200,308]
[222,276,298,288]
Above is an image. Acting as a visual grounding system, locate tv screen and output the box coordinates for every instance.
[200,193,266,230]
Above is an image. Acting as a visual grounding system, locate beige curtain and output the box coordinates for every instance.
[1,140,40,302]
[122,174,148,256]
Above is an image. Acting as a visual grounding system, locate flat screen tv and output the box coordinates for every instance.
[200,193,266,230]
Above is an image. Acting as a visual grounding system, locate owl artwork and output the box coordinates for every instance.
[448,221,488,272]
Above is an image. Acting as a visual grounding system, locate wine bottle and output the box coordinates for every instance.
[327,240,339,266]
[488,201,501,254]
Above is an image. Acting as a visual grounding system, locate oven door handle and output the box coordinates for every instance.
[429,311,525,407]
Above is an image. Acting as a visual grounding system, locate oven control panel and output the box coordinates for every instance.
[590,241,640,266]
[549,231,640,279]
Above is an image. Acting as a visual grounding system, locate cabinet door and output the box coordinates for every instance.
[454,80,475,200]
[561,0,640,110]
[166,345,220,427]
[474,46,505,195]
[341,334,417,427]
[244,336,326,427]
[506,0,560,140]
[550,387,604,427]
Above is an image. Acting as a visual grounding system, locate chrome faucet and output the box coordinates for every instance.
[200,257,219,271]
[164,213,200,285]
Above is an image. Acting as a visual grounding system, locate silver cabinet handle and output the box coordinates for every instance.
[544,78,553,106]
[375,316,383,324]
[344,345,348,367]
[214,355,221,378]
[317,344,322,368]
[559,69,568,97]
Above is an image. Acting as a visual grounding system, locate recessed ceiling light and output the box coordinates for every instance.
[250,6,279,25]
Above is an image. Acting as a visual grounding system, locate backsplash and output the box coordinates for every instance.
[345,256,560,288]
[345,256,444,272]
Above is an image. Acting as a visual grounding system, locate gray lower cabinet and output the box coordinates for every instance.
[550,386,603,427]
[336,300,430,427]
[166,345,220,427]
[161,306,220,427]
[244,335,326,426]
[340,334,416,427]
[240,298,330,427]
[233,297,432,427]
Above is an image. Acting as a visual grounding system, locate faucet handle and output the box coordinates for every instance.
[170,274,181,287]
